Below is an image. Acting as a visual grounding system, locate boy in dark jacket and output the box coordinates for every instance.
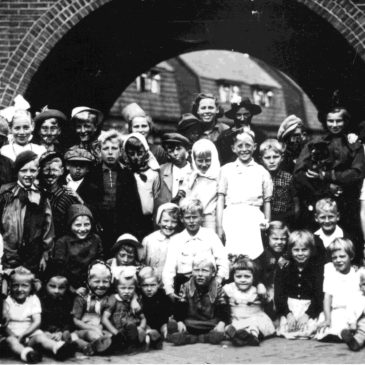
[169,254,229,346]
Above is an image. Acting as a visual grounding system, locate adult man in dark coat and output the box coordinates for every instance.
[217,97,266,164]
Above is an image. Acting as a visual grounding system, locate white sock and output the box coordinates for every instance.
[20,347,33,362]
[52,341,65,354]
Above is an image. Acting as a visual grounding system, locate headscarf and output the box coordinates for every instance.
[155,202,179,225]
[123,132,159,172]
[190,139,220,188]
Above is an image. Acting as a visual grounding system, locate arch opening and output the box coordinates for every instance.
[24,0,365,126]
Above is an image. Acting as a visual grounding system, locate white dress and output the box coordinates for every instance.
[315,263,360,340]
[218,159,273,259]
[223,283,275,338]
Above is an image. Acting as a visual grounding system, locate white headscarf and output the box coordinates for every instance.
[190,139,220,188]
[123,132,159,171]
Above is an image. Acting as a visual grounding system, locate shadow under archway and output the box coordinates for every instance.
[25,0,365,127]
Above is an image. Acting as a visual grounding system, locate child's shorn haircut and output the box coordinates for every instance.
[259,138,285,156]
[288,230,315,252]
[179,198,204,216]
[327,238,355,259]
[315,198,338,214]
[267,220,289,238]
[138,266,159,284]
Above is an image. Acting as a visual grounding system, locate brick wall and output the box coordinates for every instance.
[1,0,365,108]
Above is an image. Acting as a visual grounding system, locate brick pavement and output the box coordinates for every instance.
[2,337,365,364]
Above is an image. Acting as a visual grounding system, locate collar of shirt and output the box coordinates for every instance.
[180,228,204,244]
[102,162,122,173]
[14,182,41,205]
[315,225,343,248]
[188,277,218,303]
[234,158,256,171]
[156,230,170,242]
[66,173,84,185]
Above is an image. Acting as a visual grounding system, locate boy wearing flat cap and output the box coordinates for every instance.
[64,147,98,208]
[70,106,104,161]
[33,108,67,154]
[155,133,192,212]
[0,151,54,273]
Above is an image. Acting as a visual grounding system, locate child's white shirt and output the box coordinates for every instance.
[6,295,41,337]
[66,174,84,192]
[172,163,191,197]
[162,227,228,295]
[314,225,343,249]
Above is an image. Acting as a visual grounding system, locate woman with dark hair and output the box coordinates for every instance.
[294,104,365,259]
[191,93,229,144]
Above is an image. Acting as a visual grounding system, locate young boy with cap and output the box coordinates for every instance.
[70,106,103,161]
[0,150,54,273]
[53,204,103,291]
[64,147,97,207]
[155,133,191,212]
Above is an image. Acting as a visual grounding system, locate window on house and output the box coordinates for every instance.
[219,84,241,103]
[136,71,161,94]
[253,88,274,107]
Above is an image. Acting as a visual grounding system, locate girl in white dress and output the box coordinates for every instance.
[217,130,273,260]
[315,238,361,342]
[224,256,275,346]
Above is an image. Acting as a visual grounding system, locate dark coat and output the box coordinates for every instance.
[87,163,145,247]
[0,155,15,187]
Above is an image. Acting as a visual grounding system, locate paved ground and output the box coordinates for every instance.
[2,337,365,364]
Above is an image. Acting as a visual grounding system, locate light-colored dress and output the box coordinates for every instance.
[6,295,42,338]
[218,159,273,259]
[315,263,361,340]
[223,283,275,338]
[139,230,174,281]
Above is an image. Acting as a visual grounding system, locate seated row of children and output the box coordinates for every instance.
[2,192,365,363]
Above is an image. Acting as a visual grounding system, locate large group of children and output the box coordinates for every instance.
[1,92,365,362]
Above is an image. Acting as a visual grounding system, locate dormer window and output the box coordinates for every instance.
[136,70,161,94]
[253,87,273,107]
[219,84,241,103]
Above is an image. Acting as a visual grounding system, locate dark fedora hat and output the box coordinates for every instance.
[225,97,262,120]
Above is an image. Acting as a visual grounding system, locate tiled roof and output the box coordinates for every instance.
[179,50,281,88]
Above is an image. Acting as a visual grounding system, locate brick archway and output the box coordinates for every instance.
[0,0,364,107]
